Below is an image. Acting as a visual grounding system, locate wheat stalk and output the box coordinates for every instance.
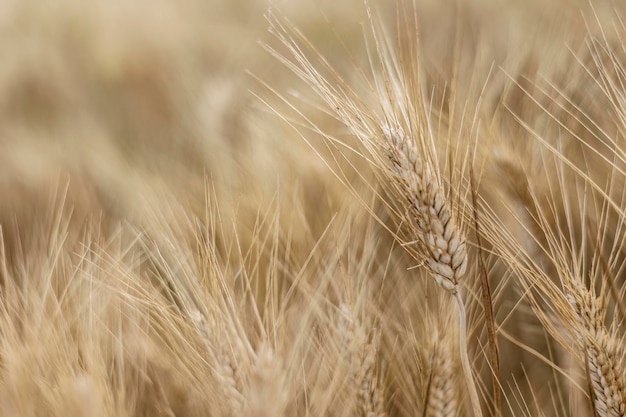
[378,123,481,417]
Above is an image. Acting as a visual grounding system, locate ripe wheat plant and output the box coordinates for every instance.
[2,0,626,416]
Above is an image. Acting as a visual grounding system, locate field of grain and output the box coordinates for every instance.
[1,0,626,416]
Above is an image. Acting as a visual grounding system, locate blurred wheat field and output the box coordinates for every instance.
[2,0,626,416]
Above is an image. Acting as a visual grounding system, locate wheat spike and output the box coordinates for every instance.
[378,123,480,416]
[354,336,386,417]
[425,341,457,417]
[244,343,287,417]
[190,309,245,416]
[338,304,387,417]
[568,284,626,417]
[380,124,467,293]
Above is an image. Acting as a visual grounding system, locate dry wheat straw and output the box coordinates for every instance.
[470,166,502,417]
[568,284,626,417]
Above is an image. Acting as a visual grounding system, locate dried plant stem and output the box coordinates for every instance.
[455,292,483,417]
[470,167,501,417]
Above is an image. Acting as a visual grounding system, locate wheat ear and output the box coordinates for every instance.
[380,125,467,292]
[244,343,287,417]
[354,334,386,417]
[424,339,457,417]
[380,124,481,417]
[190,309,245,416]
[339,304,387,417]
[568,283,626,417]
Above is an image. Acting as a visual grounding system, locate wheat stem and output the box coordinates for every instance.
[455,292,483,417]
[470,166,501,417]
